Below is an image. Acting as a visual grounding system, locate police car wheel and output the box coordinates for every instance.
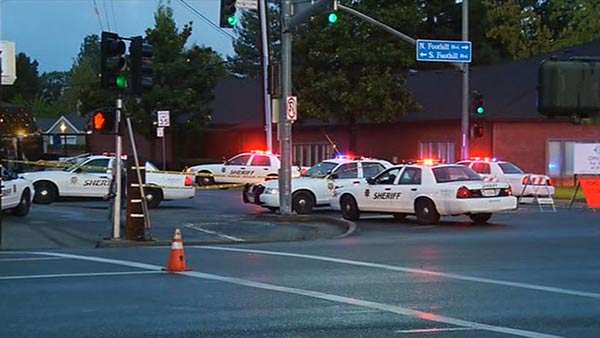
[292,191,314,214]
[197,173,215,186]
[415,198,440,225]
[145,189,162,209]
[340,195,360,221]
[469,213,492,224]
[392,213,407,221]
[33,182,57,204]
[12,189,31,217]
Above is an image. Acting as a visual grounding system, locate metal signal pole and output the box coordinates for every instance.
[113,97,123,239]
[461,0,470,160]
[278,0,293,215]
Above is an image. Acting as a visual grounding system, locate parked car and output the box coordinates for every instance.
[1,166,34,216]
[330,163,517,224]
[457,158,555,197]
[244,157,392,214]
[22,155,194,208]
[186,150,303,186]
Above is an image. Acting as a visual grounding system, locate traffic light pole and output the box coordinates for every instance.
[113,97,123,239]
[279,0,293,215]
[259,0,273,153]
[461,0,470,160]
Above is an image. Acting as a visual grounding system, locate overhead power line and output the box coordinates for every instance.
[92,0,104,31]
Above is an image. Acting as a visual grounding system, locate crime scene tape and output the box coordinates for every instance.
[2,159,250,191]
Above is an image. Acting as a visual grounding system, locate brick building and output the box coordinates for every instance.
[198,42,600,185]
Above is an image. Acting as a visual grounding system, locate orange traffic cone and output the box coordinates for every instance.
[163,228,191,272]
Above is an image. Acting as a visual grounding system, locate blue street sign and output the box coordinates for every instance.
[416,39,472,63]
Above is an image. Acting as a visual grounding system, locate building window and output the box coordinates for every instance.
[419,141,455,164]
[293,144,335,167]
[547,140,600,180]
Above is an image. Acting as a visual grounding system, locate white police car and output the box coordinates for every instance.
[187,150,303,186]
[457,158,555,198]
[244,157,392,214]
[1,166,34,217]
[330,163,517,224]
[22,155,194,208]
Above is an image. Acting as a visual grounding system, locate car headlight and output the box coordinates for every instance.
[264,187,279,195]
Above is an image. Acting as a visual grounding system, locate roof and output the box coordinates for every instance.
[206,41,600,126]
[405,40,600,122]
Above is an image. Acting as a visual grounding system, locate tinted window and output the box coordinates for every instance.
[432,166,482,183]
[226,154,251,166]
[80,159,110,174]
[251,155,271,166]
[471,162,491,174]
[334,162,358,179]
[362,162,386,178]
[498,162,524,174]
[399,167,422,185]
[374,168,402,185]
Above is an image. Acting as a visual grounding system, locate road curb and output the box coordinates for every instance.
[96,214,356,248]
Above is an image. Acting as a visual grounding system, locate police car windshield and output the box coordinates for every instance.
[498,162,524,174]
[303,161,339,178]
[432,165,482,183]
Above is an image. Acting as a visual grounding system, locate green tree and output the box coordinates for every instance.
[131,2,226,159]
[227,2,281,77]
[293,0,420,151]
[2,53,40,102]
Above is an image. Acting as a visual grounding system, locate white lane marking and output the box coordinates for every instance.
[0,271,162,281]
[396,327,477,333]
[196,246,600,300]
[183,223,245,242]
[0,257,67,262]
[24,251,569,338]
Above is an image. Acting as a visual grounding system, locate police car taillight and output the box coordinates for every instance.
[184,176,193,187]
[522,176,530,185]
[547,178,553,186]
[456,186,472,199]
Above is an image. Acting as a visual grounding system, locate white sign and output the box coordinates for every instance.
[236,0,258,10]
[157,110,170,127]
[0,41,17,85]
[156,127,164,138]
[574,143,600,174]
[286,96,297,122]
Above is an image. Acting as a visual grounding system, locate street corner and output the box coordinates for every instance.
[248,212,357,240]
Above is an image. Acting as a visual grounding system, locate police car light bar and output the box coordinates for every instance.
[470,157,497,162]
[250,150,271,155]
[417,158,443,166]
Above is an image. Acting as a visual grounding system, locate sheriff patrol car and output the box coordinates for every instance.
[330,163,517,224]
[457,158,555,198]
[22,155,194,208]
[1,166,34,217]
[244,157,392,214]
[187,150,303,186]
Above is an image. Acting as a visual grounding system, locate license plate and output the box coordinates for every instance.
[481,189,498,197]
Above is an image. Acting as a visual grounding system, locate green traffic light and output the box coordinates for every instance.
[116,74,127,89]
[228,15,237,26]
[476,106,485,115]
[328,12,338,24]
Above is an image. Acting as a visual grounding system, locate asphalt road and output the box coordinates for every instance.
[1,191,599,338]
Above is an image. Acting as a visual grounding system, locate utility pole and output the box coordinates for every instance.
[461,0,470,160]
[259,0,273,152]
[113,97,123,239]
[278,0,293,215]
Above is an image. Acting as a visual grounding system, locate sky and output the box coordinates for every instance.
[0,0,236,73]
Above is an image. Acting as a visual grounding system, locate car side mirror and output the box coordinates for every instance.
[366,177,375,185]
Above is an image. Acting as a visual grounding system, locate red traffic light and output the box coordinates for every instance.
[91,110,116,133]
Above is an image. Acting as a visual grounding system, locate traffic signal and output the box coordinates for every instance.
[328,0,339,24]
[91,110,116,133]
[473,91,485,116]
[220,0,237,28]
[130,36,153,95]
[101,32,127,90]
